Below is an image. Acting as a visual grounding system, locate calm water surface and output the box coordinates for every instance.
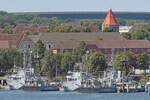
[0,90,149,100]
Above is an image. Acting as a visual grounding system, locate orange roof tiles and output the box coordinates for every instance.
[53,40,150,49]
[0,40,10,49]
[0,33,31,48]
[103,9,118,25]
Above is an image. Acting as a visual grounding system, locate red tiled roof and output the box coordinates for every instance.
[103,9,118,25]
[16,34,31,47]
[13,24,25,34]
[89,24,101,32]
[13,24,48,35]
[0,40,10,49]
[53,40,150,49]
[0,33,31,48]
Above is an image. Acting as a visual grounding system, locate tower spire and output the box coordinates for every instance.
[102,9,119,32]
[104,9,118,25]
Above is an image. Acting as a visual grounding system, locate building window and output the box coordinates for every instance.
[141,48,144,52]
[28,45,30,49]
[129,48,132,52]
[105,54,107,58]
[60,49,64,53]
[135,49,138,52]
[48,44,51,48]
[64,50,68,52]
[147,49,150,52]
[104,49,108,53]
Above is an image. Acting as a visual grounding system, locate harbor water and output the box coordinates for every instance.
[0,90,149,100]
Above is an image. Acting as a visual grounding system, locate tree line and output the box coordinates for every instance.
[33,40,107,78]
[1,11,150,34]
[0,49,22,71]
[34,40,149,78]
[0,40,149,78]
[115,52,149,75]
[122,24,150,41]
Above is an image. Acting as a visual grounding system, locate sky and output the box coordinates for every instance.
[0,0,150,12]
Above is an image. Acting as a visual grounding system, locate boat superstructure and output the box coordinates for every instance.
[5,67,25,90]
[62,71,85,91]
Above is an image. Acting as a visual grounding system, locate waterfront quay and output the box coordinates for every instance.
[0,91,150,100]
[0,9,150,95]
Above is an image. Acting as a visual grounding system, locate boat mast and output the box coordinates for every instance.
[86,51,89,75]
[23,50,27,69]
[110,48,115,87]
[29,51,33,75]
[56,60,58,80]
[111,48,115,77]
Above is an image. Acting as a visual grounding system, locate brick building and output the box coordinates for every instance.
[0,33,34,52]
[52,40,150,64]
[102,9,119,32]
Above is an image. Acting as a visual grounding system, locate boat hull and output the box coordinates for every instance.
[20,85,59,91]
[75,87,117,93]
[6,80,24,90]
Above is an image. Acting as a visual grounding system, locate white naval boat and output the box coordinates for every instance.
[5,51,27,90]
[62,71,85,91]
[5,68,25,90]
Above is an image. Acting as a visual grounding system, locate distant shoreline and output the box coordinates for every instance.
[10,11,150,14]
[10,12,150,20]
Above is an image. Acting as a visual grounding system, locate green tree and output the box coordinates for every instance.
[122,32,132,40]
[97,35,103,40]
[49,17,59,25]
[0,49,21,71]
[53,53,63,76]
[0,11,8,16]
[34,40,46,57]
[103,27,114,32]
[34,40,46,73]
[88,52,107,72]
[115,52,136,75]
[3,23,14,34]
[24,30,30,35]
[47,24,55,32]
[132,29,150,41]
[72,41,87,62]
[82,27,91,32]
[61,53,74,73]
[41,50,55,78]
[78,19,102,27]
[136,53,149,70]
